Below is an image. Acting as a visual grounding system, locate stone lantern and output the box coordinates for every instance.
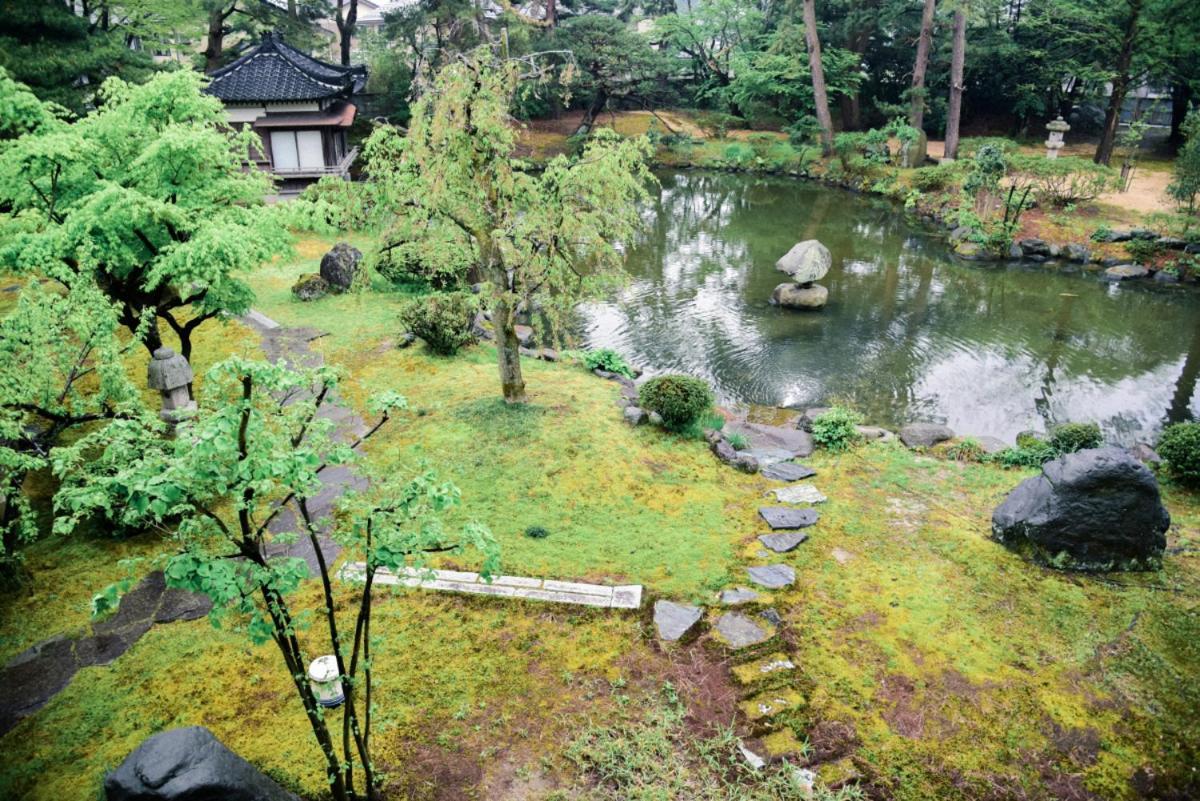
[308,655,344,707]
[1045,116,1070,159]
[147,347,196,422]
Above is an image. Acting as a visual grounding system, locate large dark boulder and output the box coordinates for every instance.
[319,242,362,293]
[991,447,1169,571]
[105,726,299,801]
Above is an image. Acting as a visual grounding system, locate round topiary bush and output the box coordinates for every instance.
[638,374,714,430]
[1157,422,1200,486]
[524,525,549,539]
[397,291,478,356]
[1049,422,1103,454]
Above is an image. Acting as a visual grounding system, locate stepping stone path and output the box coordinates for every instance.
[758,531,809,553]
[719,587,760,605]
[715,612,774,649]
[759,507,819,530]
[761,462,817,482]
[770,483,827,504]
[653,601,703,640]
[0,570,210,736]
[746,564,796,589]
[347,564,643,610]
[0,311,371,736]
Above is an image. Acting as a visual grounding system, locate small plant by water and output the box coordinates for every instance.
[581,348,635,378]
[811,406,863,452]
[638,375,714,431]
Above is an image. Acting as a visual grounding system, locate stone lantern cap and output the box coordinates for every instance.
[147,347,194,391]
[1046,116,1070,133]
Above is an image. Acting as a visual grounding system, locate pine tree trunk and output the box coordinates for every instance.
[909,0,937,133]
[943,6,968,160]
[575,89,608,137]
[203,7,225,73]
[546,0,557,27]
[802,0,835,156]
[337,0,359,67]
[1094,0,1142,165]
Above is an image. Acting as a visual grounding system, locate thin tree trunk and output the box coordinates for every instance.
[802,0,835,156]
[943,5,968,160]
[492,295,527,403]
[337,0,359,67]
[909,0,937,133]
[839,28,870,130]
[546,0,557,27]
[1169,82,1192,148]
[575,88,608,137]
[1094,0,1142,165]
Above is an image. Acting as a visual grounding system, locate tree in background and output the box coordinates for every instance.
[0,0,156,114]
[907,0,937,161]
[335,0,359,66]
[0,70,287,367]
[52,357,498,801]
[801,0,836,154]
[367,51,652,403]
[943,0,967,160]
[1093,0,1145,165]
[551,15,672,135]
[654,0,766,117]
[1168,110,1200,217]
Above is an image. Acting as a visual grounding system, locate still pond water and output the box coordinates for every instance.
[579,170,1200,445]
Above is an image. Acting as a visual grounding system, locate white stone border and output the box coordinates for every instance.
[339,563,643,610]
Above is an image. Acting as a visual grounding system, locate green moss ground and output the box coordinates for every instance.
[1,233,1197,799]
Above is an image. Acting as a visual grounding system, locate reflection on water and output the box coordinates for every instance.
[578,170,1200,444]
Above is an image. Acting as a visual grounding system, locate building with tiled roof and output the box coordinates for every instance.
[206,32,368,191]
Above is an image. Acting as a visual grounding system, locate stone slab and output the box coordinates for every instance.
[769,483,826,504]
[719,587,760,605]
[760,462,817,482]
[746,564,796,589]
[715,612,773,649]
[654,601,703,641]
[346,563,642,610]
[758,531,809,553]
[758,507,819,530]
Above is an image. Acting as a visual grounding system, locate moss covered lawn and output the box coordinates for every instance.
[1,233,1197,800]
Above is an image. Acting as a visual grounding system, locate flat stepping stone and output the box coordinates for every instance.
[831,548,854,565]
[715,612,773,649]
[761,462,817,481]
[758,531,809,553]
[743,447,799,466]
[746,564,795,589]
[726,422,814,457]
[653,600,703,641]
[769,483,826,505]
[719,587,760,605]
[759,507,819,530]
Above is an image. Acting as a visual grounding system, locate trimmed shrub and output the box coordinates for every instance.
[810,406,863,452]
[1049,422,1103,454]
[397,292,478,356]
[991,440,1059,468]
[1157,422,1200,486]
[582,349,634,378]
[1010,155,1118,208]
[945,438,986,462]
[524,525,550,539]
[638,375,714,430]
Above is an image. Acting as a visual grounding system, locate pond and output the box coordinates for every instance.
[579,170,1200,445]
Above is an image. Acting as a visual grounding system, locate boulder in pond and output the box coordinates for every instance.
[770,282,828,310]
[105,726,299,801]
[775,240,832,284]
[991,447,1169,571]
[319,242,362,293]
[898,422,955,449]
[291,273,329,302]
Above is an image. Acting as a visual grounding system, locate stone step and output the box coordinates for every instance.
[713,612,775,650]
[739,688,805,722]
[341,564,642,610]
[731,652,798,686]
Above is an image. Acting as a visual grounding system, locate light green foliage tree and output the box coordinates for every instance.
[0,69,287,364]
[53,357,498,801]
[1168,110,1200,217]
[366,50,652,403]
[0,281,147,574]
[654,0,766,117]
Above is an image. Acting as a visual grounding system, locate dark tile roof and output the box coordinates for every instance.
[206,32,367,104]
